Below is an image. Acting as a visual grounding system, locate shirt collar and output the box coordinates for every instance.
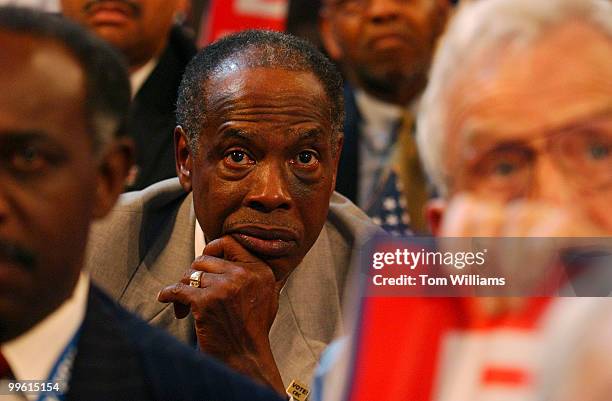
[354,89,404,129]
[2,273,89,385]
[130,57,158,98]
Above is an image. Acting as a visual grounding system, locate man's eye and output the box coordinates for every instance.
[476,147,532,180]
[586,141,610,161]
[293,151,319,168]
[10,146,47,173]
[492,161,519,176]
[223,150,254,166]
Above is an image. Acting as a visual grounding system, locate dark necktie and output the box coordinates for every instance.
[365,111,429,235]
[394,110,429,233]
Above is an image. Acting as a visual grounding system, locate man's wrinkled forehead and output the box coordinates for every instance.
[447,20,612,137]
[203,60,331,120]
[0,31,85,121]
[211,47,310,79]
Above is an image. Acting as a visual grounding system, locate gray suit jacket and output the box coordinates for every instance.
[85,178,377,386]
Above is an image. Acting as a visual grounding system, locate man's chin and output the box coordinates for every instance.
[90,25,135,50]
[360,58,427,83]
[264,257,302,284]
[0,304,40,343]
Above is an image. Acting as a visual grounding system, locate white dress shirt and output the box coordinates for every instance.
[129,58,158,98]
[195,218,206,258]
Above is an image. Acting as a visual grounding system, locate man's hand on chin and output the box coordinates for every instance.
[158,236,286,395]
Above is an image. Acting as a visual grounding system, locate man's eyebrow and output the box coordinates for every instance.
[294,128,324,141]
[218,128,252,142]
[0,130,54,144]
[463,106,612,143]
[555,109,612,133]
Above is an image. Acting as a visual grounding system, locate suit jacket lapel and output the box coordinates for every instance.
[119,192,197,343]
[68,286,151,400]
[270,223,346,386]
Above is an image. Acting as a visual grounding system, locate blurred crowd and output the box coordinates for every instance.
[0,0,610,400]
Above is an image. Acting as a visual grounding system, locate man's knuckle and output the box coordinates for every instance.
[230,265,249,281]
[172,282,185,294]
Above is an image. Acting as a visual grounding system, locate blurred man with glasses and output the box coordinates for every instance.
[316,0,612,399]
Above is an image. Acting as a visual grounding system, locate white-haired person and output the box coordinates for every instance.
[313,0,612,400]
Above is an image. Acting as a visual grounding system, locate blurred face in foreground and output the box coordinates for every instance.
[432,20,612,236]
[0,31,127,341]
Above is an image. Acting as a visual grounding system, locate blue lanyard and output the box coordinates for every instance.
[36,325,82,401]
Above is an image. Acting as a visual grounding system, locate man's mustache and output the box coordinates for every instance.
[0,239,37,271]
[83,0,142,17]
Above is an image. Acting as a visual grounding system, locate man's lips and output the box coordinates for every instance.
[0,261,28,290]
[0,241,36,272]
[368,32,412,50]
[0,241,36,291]
[85,1,137,24]
[227,226,299,258]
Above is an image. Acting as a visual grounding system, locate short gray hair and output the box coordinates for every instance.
[176,29,344,154]
[416,0,612,197]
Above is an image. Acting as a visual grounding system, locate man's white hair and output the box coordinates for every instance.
[416,0,612,197]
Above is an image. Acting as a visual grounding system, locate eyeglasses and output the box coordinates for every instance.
[454,116,612,197]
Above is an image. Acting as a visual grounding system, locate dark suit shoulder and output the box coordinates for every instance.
[127,27,197,190]
[167,25,198,65]
[68,285,154,400]
[70,285,282,401]
[335,84,361,203]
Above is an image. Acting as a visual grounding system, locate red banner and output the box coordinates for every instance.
[198,0,288,47]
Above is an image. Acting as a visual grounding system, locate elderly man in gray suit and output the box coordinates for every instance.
[86,29,377,396]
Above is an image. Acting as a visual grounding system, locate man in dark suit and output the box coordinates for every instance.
[0,7,281,401]
[61,0,197,190]
[320,0,449,233]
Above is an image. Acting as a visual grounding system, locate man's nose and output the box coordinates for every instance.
[365,0,401,23]
[244,163,293,213]
[528,154,573,206]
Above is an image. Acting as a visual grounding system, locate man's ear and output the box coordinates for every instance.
[425,197,446,236]
[174,125,193,192]
[319,10,343,61]
[92,137,134,219]
[330,133,344,192]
